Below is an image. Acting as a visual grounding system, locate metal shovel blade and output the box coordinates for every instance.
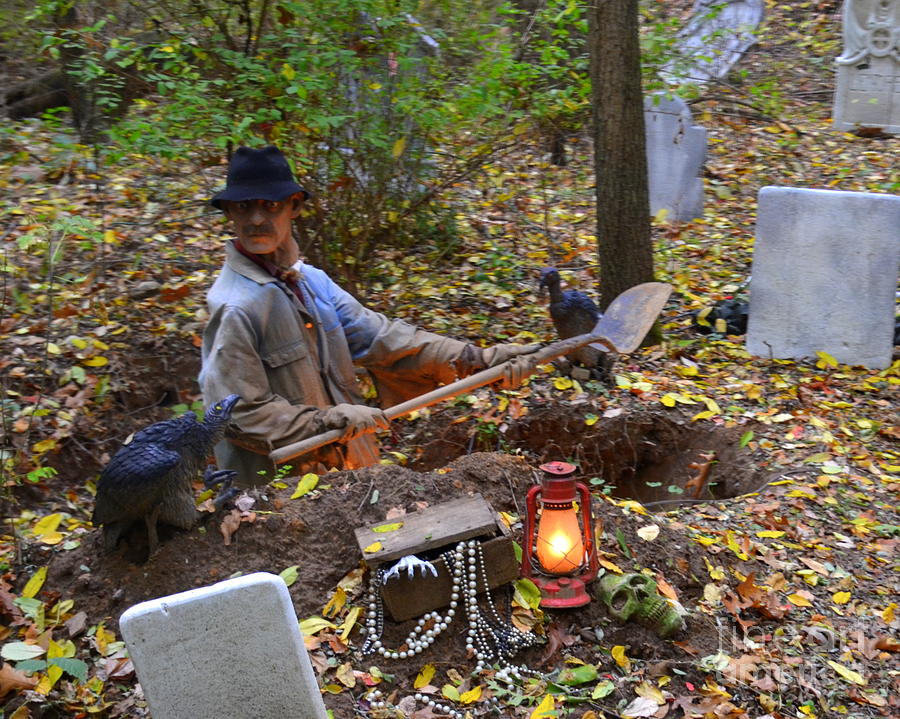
[587,281,672,354]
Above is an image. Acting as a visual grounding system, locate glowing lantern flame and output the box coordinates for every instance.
[535,504,584,574]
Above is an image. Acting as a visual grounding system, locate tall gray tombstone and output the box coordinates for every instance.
[746,186,900,369]
[833,0,900,133]
[645,95,707,222]
[120,573,328,719]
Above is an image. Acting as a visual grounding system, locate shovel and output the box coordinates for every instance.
[269,281,672,465]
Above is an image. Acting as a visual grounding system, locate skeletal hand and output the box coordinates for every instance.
[383,554,438,582]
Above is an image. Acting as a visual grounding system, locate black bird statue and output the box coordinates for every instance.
[538,267,611,377]
[92,394,240,555]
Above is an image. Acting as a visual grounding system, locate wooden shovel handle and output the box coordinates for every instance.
[268,332,617,465]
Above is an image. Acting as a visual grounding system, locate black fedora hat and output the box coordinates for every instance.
[210,146,309,209]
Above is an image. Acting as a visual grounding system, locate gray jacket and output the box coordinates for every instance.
[200,242,467,485]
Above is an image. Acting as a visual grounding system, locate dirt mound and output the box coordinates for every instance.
[36,437,747,717]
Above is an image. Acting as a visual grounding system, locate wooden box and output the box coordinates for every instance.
[354,494,519,621]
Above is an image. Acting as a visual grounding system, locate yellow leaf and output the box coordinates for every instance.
[703,397,721,414]
[336,661,356,688]
[611,645,631,671]
[22,566,48,598]
[881,603,896,623]
[47,342,61,355]
[530,694,556,718]
[598,557,624,573]
[584,413,599,426]
[826,660,866,685]
[95,624,115,655]
[636,524,659,541]
[634,680,666,704]
[103,229,118,244]
[714,318,727,334]
[82,356,108,367]
[787,593,812,607]
[33,513,63,536]
[281,63,296,81]
[660,393,677,407]
[654,207,670,223]
[372,522,404,533]
[460,685,483,704]
[414,663,436,689]
[322,587,347,618]
[704,557,724,581]
[392,136,407,159]
[725,531,749,560]
[290,472,319,499]
[299,616,337,636]
[755,530,785,538]
[832,591,851,605]
[691,409,715,421]
[363,541,382,553]
[339,606,361,642]
[442,684,460,702]
[553,377,573,390]
[32,438,58,454]
[815,351,838,369]
[39,531,64,545]
[36,662,63,694]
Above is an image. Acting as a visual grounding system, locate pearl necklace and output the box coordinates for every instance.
[361,539,540,715]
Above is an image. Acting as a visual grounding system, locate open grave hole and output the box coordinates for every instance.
[403,406,770,507]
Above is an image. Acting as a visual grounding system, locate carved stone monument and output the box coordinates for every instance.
[833,0,900,133]
[746,186,900,369]
[645,95,707,222]
[120,573,328,719]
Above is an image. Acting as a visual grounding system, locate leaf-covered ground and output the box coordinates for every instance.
[1,2,898,717]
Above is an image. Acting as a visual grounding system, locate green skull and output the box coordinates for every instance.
[598,572,684,639]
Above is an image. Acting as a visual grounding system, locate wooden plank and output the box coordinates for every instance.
[354,494,497,566]
[381,535,520,621]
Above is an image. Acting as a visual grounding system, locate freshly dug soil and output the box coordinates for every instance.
[34,406,770,716]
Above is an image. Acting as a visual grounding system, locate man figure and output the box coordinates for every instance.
[200,146,535,486]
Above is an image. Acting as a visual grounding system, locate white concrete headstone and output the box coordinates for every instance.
[645,95,707,222]
[832,0,900,134]
[120,572,328,719]
[746,186,900,369]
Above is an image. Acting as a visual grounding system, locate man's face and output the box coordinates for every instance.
[223,195,304,256]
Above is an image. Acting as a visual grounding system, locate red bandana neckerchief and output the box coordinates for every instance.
[234,239,305,306]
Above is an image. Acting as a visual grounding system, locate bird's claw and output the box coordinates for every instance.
[203,466,237,490]
[383,554,438,582]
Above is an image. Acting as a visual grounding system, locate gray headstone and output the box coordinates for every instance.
[120,573,328,719]
[645,95,707,222]
[746,186,900,369]
[832,0,900,134]
[665,0,765,84]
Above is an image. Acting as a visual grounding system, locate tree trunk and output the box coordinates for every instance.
[588,0,655,312]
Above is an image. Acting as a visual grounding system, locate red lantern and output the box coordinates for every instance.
[521,461,599,608]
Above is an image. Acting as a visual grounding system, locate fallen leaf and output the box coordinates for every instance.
[372,522,404,533]
[826,660,867,685]
[0,662,38,698]
[622,696,659,717]
[219,509,242,545]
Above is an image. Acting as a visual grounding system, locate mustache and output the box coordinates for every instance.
[243,226,275,235]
